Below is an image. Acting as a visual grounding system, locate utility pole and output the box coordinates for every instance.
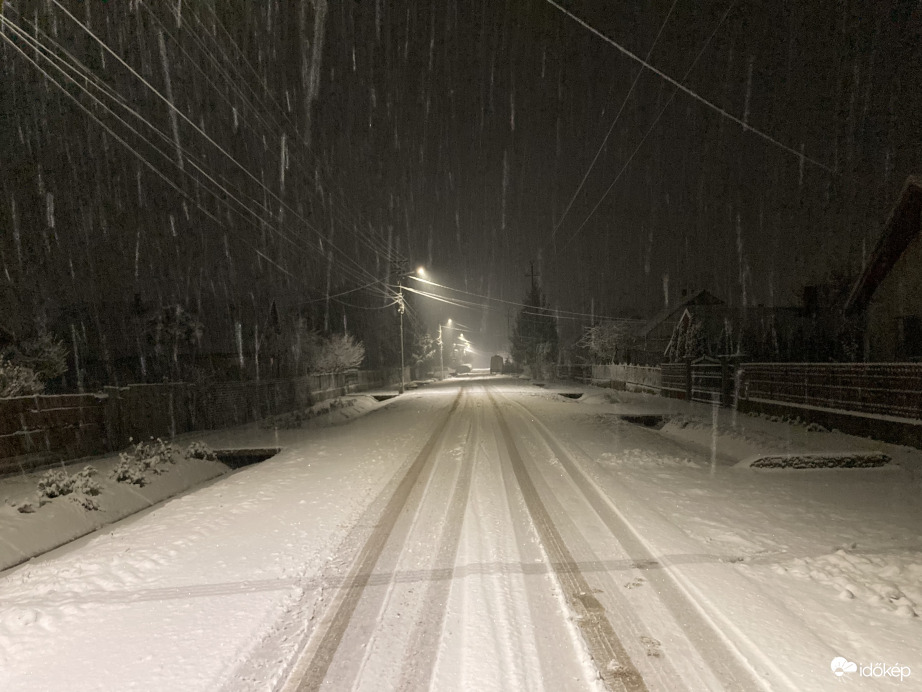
[397,282,406,393]
[393,260,408,394]
[438,323,444,380]
[526,260,540,292]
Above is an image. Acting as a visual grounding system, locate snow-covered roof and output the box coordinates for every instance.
[845,175,922,314]
[638,289,725,338]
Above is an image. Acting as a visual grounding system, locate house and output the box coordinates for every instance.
[635,288,819,364]
[846,176,922,361]
[634,289,725,364]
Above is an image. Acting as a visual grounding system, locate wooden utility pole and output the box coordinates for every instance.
[526,261,540,292]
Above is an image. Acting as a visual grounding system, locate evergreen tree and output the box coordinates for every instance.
[511,284,558,378]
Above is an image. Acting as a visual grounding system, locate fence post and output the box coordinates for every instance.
[684,359,693,401]
[720,358,732,407]
[102,386,123,451]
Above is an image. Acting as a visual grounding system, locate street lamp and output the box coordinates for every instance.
[437,319,474,379]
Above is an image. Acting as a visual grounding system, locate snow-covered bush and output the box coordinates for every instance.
[36,465,101,510]
[749,453,890,469]
[579,322,639,364]
[111,456,148,486]
[111,437,179,485]
[8,331,68,382]
[71,466,101,495]
[0,330,68,397]
[37,470,71,498]
[185,441,217,461]
[315,333,365,373]
[0,358,44,397]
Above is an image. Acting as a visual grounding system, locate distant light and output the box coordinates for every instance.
[447,318,452,325]
[416,266,426,276]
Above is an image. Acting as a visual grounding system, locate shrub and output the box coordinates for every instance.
[111,437,179,485]
[0,358,44,398]
[185,441,217,461]
[112,455,148,486]
[315,333,365,373]
[36,465,101,510]
[37,470,71,498]
[11,331,68,381]
[71,466,101,496]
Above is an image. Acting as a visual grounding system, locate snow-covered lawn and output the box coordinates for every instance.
[0,380,919,691]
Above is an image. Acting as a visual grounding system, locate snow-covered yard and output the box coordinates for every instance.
[0,377,919,690]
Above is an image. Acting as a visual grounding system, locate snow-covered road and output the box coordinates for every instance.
[1,377,920,691]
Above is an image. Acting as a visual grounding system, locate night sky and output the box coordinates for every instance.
[314,0,922,349]
[1,0,921,363]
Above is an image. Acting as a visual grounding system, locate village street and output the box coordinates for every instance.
[1,376,920,691]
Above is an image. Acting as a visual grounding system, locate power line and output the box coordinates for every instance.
[551,0,680,240]
[0,15,294,282]
[543,0,833,174]
[178,1,402,265]
[0,10,396,306]
[48,0,391,288]
[559,0,739,251]
[400,282,642,324]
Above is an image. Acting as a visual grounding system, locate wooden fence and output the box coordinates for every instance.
[736,363,922,421]
[0,367,408,475]
[590,364,662,393]
[0,394,109,472]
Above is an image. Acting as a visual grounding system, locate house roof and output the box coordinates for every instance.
[638,289,725,338]
[846,176,922,314]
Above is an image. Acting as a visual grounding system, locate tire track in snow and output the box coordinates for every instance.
[283,390,463,692]
[505,394,780,691]
[487,391,648,692]
[393,390,481,691]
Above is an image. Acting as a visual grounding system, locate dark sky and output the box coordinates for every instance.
[1,0,920,363]
[313,0,922,349]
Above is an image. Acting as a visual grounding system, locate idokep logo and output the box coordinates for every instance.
[831,656,912,682]
[831,657,857,677]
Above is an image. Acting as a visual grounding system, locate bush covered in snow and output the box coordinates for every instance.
[111,456,149,486]
[111,438,180,486]
[6,331,69,382]
[315,333,365,373]
[0,358,44,398]
[34,466,102,510]
[748,453,890,469]
[184,441,217,461]
[0,330,69,397]
[37,470,71,498]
